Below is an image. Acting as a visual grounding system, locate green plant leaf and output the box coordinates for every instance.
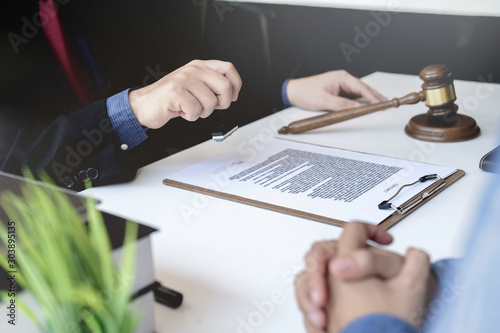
[0,178,139,333]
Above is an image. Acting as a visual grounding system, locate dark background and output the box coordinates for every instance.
[2,0,499,163]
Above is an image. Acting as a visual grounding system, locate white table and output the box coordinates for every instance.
[222,0,500,17]
[82,72,500,333]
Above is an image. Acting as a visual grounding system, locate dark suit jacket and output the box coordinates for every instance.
[0,1,177,191]
[0,99,141,191]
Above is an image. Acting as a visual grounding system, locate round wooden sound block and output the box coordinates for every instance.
[405,114,480,142]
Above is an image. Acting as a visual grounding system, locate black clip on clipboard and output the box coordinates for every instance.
[376,170,464,230]
[378,174,446,215]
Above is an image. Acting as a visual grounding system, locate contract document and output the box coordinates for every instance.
[163,138,459,226]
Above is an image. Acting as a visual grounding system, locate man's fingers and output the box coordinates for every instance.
[329,246,404,280]
[295,271,313,313]
[181,61,234,110]
[368,85,387,102]
[304,241,337,307]
[295,241,337,332]
[396,248,431,288]
[324,96,362,111]
[169,90,203,122]
[198,71,234,109]
[201,59,243,101]
[186,80,220,118]
[337,222,393,254]
[354,247,404,279]
[295,271,328,330]
[177,60,240,116]
[304,315,328,333]
[340,75,387,104]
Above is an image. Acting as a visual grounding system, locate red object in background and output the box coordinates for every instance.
[39,0,93,106]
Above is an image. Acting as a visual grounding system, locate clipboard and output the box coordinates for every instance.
[163,169,465,230]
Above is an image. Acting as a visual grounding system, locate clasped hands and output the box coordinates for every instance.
[295,222,438,333]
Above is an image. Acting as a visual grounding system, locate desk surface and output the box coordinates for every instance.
[225,0,500,17]
[83,72,500,333]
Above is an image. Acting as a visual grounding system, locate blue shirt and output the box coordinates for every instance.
[281,79,292,108]
[106,88,148,150]
[341,171,500,333]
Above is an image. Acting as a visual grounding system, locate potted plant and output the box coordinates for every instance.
[0,178,139,333]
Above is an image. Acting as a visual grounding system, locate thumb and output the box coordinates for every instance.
[395,248,431,289]
[329,247,404,280]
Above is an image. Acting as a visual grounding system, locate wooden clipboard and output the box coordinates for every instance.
[163,169,465,230]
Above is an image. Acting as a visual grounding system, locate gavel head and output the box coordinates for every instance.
[405,64,480,142]
[419,64,457,118]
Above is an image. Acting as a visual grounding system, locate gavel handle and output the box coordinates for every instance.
[278,91,426,134]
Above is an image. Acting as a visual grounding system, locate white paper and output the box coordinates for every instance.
[164,138,457,225]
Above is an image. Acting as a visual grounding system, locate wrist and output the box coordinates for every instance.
[285,78,303,108]
[128,88,147,127]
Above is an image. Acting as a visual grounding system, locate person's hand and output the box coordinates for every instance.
[327,222,437,333]
[286,70,386,112]
[128,59,242,129]
[294,227,399,333]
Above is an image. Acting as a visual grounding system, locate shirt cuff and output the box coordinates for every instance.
[340,314,417,333]
[106,88,148,150]
[281,78,292,108]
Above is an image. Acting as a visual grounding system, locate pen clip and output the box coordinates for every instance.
[211,110,239,142]
[212,125,239,142]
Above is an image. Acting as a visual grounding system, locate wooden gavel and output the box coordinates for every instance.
[278,91,426,134]
[278,64,480,142]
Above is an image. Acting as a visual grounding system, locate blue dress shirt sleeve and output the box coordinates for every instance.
[425,172,500,333]
[334,259,459,333]
[281,78,292,108]
[340,314,418,333]
[106,88,148,150]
